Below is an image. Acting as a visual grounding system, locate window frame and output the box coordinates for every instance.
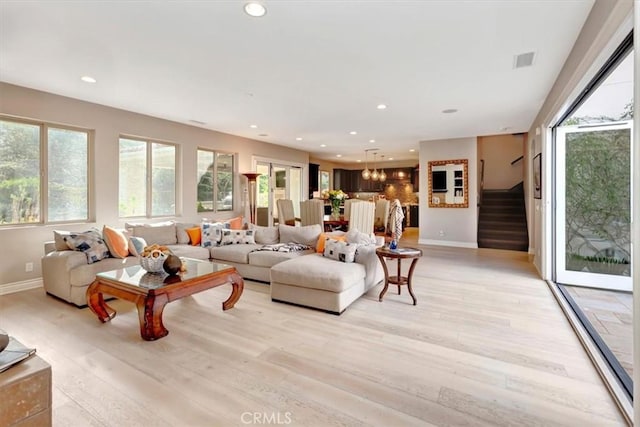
[196,148,236,214]
[118,135,180,219]
[0,115,94,227]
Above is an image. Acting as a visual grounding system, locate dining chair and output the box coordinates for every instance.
[299,199,324,228]
[343,199,363,220]
[348,201,375,234]
[276,199,300,226]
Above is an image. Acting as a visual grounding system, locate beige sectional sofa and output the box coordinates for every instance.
[41,221,384,314]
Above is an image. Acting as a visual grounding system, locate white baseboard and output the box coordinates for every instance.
[0,278,43,296]
[418,239,478,249]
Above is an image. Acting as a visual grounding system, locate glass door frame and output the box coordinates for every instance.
[554,122,633,291]
[253,156,307,227]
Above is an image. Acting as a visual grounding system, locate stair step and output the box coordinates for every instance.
[478,238,528,251]
[478,229,528,238]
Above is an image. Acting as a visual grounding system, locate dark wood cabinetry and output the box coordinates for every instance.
[334,167,416,192]
[309,163,319,198]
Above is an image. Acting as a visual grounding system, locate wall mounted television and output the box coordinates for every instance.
[432,170,447,192]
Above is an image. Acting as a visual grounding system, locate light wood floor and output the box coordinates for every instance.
[564,286,633,379]
[0,236,627,426]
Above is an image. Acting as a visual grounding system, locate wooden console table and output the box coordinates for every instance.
[375,247,423,305]
[87,258,244,341]
[0,355,51,426]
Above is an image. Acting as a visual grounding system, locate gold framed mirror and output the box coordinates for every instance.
[427,159,469,208]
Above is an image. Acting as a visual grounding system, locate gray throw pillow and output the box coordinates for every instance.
[278,224,322,246]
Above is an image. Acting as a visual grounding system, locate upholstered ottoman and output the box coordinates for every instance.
[270,253,367,314]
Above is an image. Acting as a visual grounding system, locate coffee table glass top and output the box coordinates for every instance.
[96,258,233,289]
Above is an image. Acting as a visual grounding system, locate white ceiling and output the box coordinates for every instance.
[0,0,594,164]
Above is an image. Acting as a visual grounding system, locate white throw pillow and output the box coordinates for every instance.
[323,239,358,263]
[221,229,256,245]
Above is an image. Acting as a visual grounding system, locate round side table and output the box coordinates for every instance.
[375,247,423,305]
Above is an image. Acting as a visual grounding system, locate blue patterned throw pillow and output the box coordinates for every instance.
[64,229,110,264]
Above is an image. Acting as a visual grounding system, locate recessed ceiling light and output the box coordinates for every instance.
[295,137,303,141]
[250,124,258,128]
[336,154,342,158]
[356,159,362,163]
[377,104,387,110]
[369,139,375,143]
[244,2,266,17]
[81,76,96,83]
[320,144,327,147]
[388,157,394,161]
[349,131,357,135]
[409,149,415,152]
[442,109,458,114]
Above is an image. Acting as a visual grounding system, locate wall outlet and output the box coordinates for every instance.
[25,262,33,272]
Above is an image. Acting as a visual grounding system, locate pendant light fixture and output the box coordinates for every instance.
[361,149,371,179]
[379,155,387,182]
[371,152,379,181]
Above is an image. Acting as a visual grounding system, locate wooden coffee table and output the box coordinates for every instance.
[375,247,423,305]
[86,258,243,341]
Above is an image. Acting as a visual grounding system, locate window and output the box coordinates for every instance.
[0,117,90,225]
[197,149,234,213]
[119,137,177,218]
[320,170,330,193]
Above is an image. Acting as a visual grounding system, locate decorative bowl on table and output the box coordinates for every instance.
[140,249,167,273]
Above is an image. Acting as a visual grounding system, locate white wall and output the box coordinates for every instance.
[0,83,309,288]
[418,137,478,248]
[525,0,633,278]
[477,134,525,190]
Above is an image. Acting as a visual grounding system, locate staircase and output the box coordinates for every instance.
[478,183,528,251]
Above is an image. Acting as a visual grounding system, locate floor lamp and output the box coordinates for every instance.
[242,172,261,225]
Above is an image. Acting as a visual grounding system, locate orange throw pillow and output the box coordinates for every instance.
[185,227,201,246]
[102,225,129,258]
[316,233,347,253]
[228,216,243,230]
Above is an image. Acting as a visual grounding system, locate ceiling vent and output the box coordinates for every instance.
[514,52,535,69]
[189,119,206,125]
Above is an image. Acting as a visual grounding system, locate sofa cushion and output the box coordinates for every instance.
[249,224,279,245]
[69,257,139,287]
[166,244,210,260]
[221,229,255,245]
[248,248,314,268]
[210,244,262,264]
[278,224,322,246]
[64,229,110,264]
[271,254,366,293]
[127,223,177,245]
[323,239,357,263]
[102,225,129,259]
[176,223,197,244]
